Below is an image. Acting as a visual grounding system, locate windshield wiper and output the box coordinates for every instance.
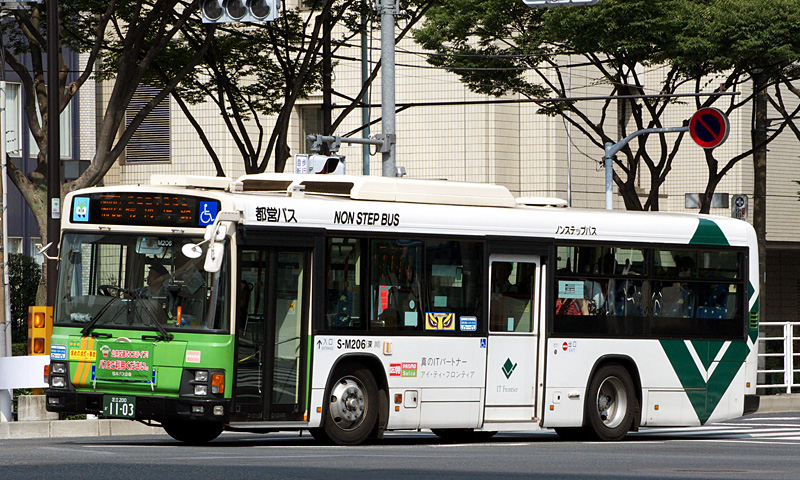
[80,293,126,337]
[131,290,174,342]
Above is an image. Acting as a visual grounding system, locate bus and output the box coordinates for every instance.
[45,173,759,445]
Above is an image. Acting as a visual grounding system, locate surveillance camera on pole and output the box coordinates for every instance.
[295,154,346,175]
[201,0,279,23]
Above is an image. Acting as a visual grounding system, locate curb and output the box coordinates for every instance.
[0,418,159,440]
[755,394,800,414]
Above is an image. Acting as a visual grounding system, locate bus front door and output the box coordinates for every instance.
[484,255,544,427]
[233,247,311,422]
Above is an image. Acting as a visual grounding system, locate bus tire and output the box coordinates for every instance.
[323,363,379,446]
[431,428,497,443]
[162,420,223,444]
[585,363,637,441]
[308,428,331,444]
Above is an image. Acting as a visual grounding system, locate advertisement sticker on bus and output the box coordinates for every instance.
[425,312,455,331]
[95,341,153,382]
[72,197,90,222]
[459,316,477,332]
[51,344,67,360]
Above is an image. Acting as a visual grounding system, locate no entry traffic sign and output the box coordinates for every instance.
[689,107,730,149]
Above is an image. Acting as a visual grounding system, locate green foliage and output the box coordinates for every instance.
[9,254,42,346]
[671,0,800,78]
[12,343,27,357]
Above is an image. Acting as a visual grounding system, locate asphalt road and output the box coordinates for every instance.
[2,412,799,480]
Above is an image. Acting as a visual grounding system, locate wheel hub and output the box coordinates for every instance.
[329,377,366,430]
[596,376,627,428]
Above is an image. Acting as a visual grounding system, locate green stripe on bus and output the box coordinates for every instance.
[689,218,730,246]
[306,334,312,411]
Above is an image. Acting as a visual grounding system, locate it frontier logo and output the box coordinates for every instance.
[501,358,517,379]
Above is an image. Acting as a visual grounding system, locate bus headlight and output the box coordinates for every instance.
[194,385,208,396]
[49,362,68,388]
[194,371,208,382]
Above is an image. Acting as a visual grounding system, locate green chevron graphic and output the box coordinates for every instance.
[659,339,750,424]
[659,218,757,424]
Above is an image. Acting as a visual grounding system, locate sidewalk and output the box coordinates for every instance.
[1,394,798,440]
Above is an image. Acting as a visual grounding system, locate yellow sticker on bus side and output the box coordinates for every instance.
[70,349,97,362]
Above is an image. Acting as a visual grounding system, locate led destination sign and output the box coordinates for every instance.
[71,193,220,227]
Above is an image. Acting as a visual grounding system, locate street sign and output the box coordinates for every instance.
[523,0,598,6]
[732,194,747,220]
[689,107,729,149]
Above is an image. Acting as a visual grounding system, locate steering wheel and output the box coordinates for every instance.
[98,285,123,297]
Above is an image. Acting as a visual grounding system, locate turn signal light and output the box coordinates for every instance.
[211,374,225,394]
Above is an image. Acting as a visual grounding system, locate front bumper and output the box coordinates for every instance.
[45,390,230,424]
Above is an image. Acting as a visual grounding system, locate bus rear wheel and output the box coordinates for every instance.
[585,364,637,441]
[323,363,378,446]
[162,420,223,444]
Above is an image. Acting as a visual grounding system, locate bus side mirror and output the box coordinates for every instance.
[204,242,225,273]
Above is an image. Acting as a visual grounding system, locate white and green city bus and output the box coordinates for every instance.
[45,173,759,444]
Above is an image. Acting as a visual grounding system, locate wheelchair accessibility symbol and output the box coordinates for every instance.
[198,201,218,226]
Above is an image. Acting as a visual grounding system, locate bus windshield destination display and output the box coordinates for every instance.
[71,193,220,227]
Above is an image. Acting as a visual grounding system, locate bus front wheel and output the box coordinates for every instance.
[162,420,223,445]
[323,363,378,446]
[585,364,637,441]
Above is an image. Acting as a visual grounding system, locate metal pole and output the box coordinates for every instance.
[46,0,61,307]
[604,143,613,210]
[361,0,370,175]
[0,80,12,422]
[603,126,689,210]
[379,0,396,177]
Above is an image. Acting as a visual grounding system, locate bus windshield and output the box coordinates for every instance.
[55,232,230,333]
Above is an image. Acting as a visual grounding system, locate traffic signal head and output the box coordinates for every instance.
[201,0,279,23]
[28,306,53,356]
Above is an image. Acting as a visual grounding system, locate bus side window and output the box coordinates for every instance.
[326,238,363,329]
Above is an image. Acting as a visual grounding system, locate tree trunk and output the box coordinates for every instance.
[752,72,768,317]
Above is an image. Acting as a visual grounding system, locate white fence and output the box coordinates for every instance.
[757,321,800,394]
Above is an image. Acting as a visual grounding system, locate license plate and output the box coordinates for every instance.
[102,395,136,418]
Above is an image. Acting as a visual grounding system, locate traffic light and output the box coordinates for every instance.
[28,306,53,356]
[201,0,279,23]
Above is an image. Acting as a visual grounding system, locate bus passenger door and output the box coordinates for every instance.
[234,247,311,422]
[484,255,543,427]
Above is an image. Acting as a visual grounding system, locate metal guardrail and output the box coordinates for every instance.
[757,321,800,394]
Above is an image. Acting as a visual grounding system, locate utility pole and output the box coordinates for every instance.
[361,0,370,175]
[0,78,11,423]
[46,0,61,307]
[377,0,396,177]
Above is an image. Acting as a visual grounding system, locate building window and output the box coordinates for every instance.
[4,83,22,156]
[6,237,23,255]
[124,85,171,163]
[30,237,43,266]
[28,90,72,159]
[685,193,729,209]
[299,105,324,154]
